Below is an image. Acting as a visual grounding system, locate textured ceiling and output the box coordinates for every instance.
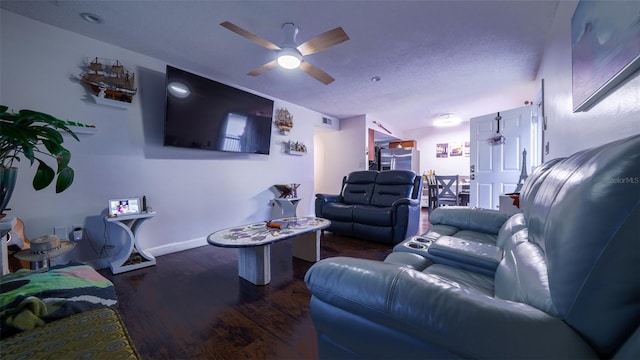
[0,0,559,134]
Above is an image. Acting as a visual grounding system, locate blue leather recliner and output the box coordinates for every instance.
[315,170,423,244]
[305,134,640,359]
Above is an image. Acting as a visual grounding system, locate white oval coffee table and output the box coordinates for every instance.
[207,217,330,285]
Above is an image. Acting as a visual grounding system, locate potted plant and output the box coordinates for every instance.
[0,105,81,215]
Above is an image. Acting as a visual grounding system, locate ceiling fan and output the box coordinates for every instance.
[220,21,349,85]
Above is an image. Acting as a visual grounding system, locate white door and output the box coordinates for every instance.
[469,106,533,210]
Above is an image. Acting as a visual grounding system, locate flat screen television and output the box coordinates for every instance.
[163,65,274,154]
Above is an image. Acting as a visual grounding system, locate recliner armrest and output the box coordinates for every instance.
[429,207,511,235]
[305,257,596,359]
[391,198,420,208]
[428,236,503,271]
[315,193,341,203]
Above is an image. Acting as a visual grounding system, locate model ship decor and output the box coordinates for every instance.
[79,57,137,108]
[274,108,294,134]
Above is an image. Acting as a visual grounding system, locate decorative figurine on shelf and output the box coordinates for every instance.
[288,140,307,153]
[273,184,300,198]
[514,148,528,193]
[275,108,294,134]
[290,183,300,198]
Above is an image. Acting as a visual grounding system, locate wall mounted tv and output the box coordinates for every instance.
[163,65,274,155]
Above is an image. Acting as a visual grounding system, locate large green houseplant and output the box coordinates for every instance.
[1,105,80,215]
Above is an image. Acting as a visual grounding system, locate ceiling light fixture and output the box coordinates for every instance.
[371,76,381,82]
[277,47,302,70]
[80,12,103,24]
[434,113,462,127]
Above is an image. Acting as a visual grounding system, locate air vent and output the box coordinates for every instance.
[322,117,333,125]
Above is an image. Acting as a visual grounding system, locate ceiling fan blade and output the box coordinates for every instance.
[247,60,278,76]
[220,21,281,51]
[299,62,335,85]
[297,27,349,56]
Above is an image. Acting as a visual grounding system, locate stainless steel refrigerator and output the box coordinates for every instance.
[379,148,420,173]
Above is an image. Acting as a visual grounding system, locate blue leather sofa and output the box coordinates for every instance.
[315,170,422,244]
[305,134,640,359]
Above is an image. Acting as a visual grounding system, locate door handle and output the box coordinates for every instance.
[470,165,475,173]
[471,174,475,180]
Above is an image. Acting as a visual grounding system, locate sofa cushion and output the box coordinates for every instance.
[495,213,528,249]
[494,241,554,314]
[321,203,353,222]
[353,223,393,243]
[429,207,511,236]
[370,170,416,207]
[352,205,392,225]
[341,171,378,205]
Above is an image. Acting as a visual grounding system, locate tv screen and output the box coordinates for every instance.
[163,65,274,154]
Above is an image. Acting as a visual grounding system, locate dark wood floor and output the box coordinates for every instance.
[99,209,431,359]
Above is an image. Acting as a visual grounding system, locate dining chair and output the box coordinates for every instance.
[435,175,460,207]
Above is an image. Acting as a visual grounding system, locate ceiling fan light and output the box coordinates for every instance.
[277,48,302,69]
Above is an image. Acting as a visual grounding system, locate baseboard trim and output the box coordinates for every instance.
[147,237,208,257]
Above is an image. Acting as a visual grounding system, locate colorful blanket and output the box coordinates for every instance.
[0,263,117,338]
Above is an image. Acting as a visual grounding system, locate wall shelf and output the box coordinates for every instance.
[285,149,306,156]
[91,95,131,110]
[68,125,97,135]
[284,140,307,156]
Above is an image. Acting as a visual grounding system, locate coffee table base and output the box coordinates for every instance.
[237,230,320,285]
[238,245,271,285]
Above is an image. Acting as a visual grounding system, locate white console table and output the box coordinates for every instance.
[271,198,301,218]
[106,212,156,274]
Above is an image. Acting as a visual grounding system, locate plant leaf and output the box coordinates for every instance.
[42,139,64,159]
[33,159,55,190]
[56,149,71,170]
[55,166,74,193]
[36,125,64,143]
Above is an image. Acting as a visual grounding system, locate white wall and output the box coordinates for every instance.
[412,124,471,177]
[537,1,640,159]
[0,11,327,267]
[314,115,367,195]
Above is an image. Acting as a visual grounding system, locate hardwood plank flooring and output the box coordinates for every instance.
[99,209,431,359]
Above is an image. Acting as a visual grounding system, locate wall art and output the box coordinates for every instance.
[436,143,448,158]
[571,1,640,112]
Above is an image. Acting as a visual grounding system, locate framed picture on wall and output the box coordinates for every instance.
[463,141,471,157]
[436,143,448,158]
[450,142,463,157]
[571,1,640,112]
